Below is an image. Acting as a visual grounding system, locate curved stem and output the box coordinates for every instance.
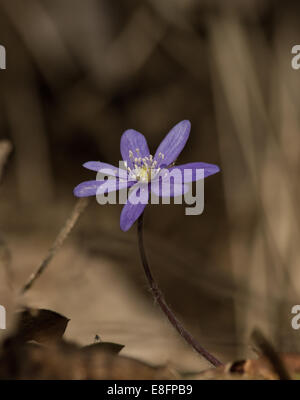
[137,213,223,367]
[21,198,90,294]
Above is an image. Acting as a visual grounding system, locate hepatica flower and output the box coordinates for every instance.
[74,120,220,231]
[73,119,222,366]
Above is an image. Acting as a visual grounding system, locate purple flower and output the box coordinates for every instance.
[74,120,220,231]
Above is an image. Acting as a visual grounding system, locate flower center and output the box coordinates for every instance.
[126,149,165,183]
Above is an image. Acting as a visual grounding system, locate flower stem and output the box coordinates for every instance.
[137,213,223,367]
[20,198,91,294]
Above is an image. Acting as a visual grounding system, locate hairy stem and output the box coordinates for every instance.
[137,213,222,367]
[21,198,90,294]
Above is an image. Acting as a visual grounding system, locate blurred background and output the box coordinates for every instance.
[0,0,300,372]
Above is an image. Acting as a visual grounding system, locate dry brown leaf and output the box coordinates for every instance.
[0,340,177,379]
[10,308,69,344]
[82,342,124,355]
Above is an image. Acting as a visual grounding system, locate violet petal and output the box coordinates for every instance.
[154,120,191,167]
[74,179,133,198]
[73,180,105,197]
[120,183,149,231]
[120,129,150,169]
[169,162,220,182]
[83,161,122,177]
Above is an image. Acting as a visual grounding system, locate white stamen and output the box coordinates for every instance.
[127,150,161,183]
